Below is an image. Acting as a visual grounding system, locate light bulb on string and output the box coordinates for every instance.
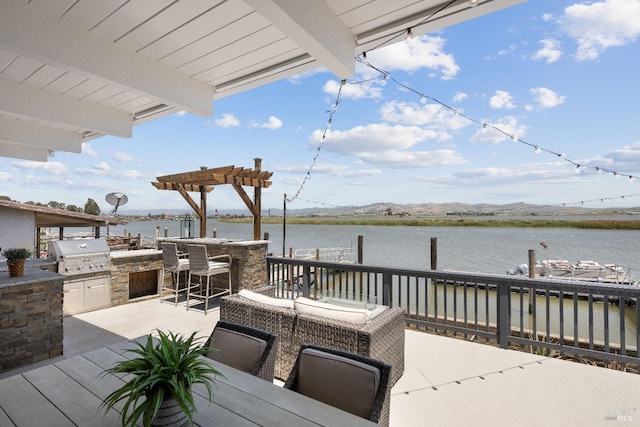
[595,166,603,175]
[481,123,487,133]
[534,145,541,154]
[420,96,427,104]
[406,28,413,40]
[574,164,581,174]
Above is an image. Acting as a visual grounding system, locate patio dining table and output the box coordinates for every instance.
[0,339,376,426]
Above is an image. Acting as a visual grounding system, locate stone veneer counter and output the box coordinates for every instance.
[0,268,64,372]
[110,249,163,305]
[158,238,268,291]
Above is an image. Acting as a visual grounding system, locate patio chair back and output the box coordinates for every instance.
[161,242,186,272]
[284,344,391,424]
[206,320,278,381]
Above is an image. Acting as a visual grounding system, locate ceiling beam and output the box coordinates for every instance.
[0,143,50,162]
[0,79,132,138]
[0,1,213,118]
[0,118,83,153]
[244,0,354,79]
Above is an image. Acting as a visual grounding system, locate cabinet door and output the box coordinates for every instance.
[84,277,111,311]
[63,280,85,315]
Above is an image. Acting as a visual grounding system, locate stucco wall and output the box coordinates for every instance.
[0,207,35,253]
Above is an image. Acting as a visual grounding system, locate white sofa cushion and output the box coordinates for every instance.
[294,297,370,325]
[238,289,295,309]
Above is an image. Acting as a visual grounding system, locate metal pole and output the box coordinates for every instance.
[282,194,287,257]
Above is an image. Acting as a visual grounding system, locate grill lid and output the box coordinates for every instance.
[50,238,110,260]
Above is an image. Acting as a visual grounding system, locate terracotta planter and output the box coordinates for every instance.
[7,259,26,277]
[148,396,189,427]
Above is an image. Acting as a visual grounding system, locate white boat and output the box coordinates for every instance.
[508,259,635,285]
[535,259,634,284]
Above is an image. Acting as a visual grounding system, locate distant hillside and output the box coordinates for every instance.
[117,202,640,218]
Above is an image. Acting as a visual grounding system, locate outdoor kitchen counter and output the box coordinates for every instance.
[110,249,162,259]
[157,237,268,291]
[0,268,64,373]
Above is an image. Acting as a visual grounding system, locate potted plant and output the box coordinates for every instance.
[100,330,223,427]
[2,247,32,277]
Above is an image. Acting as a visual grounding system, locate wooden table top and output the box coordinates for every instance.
[0,339,377,426]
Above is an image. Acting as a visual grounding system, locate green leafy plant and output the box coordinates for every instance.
[100,330,223,427]
[2,247,32,261]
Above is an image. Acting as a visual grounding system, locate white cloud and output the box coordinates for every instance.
[309,123,466,168]
[275,163,381,178]
[453,92,468,103]
[489,90,516,109]
[11,160,68,175]
[559,0,640,60]
[530,87,566,109]
[324,79,382,100]
[470,116,527,144]
[82,143,98,157]
[214,113,240,128]
[113,152,134,162]
[114,170,146,180]
[378,101,469,135]
[260,116,283,130]
[531,39,563,63]
[360,35,459,80]
[94,162,111,171]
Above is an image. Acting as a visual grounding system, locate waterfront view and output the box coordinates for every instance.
[108,218,640,280]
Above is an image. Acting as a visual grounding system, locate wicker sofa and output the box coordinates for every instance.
[219,286,406,386]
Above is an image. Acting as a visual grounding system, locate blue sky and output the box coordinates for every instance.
[2,0,640,214]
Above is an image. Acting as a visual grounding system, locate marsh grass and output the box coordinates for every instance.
[221,216,640,230]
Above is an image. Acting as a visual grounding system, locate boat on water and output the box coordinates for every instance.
[508,259,636,285]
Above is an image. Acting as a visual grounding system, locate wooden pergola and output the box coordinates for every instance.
[151,159,272,240]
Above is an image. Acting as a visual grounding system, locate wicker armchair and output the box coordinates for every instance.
[204,320,278,382]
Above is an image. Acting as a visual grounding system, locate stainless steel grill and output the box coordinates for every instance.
[49,239,111,315]
[50,239,111,276]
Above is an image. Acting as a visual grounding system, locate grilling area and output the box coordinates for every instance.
[0,200,268,374]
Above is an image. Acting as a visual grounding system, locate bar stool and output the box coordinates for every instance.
[160,242,190,306]
[186,244,232,315]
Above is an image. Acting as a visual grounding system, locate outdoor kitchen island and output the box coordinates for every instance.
[0,268,64,373]
[157,237,268,292]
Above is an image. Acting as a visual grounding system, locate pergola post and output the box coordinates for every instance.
[254,158,262,241]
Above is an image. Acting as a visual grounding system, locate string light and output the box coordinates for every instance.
[286,80,345,203]
[354,56,640,183]
[406,28,413,39]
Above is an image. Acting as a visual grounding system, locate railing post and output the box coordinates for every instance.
[382,272,391,306]
[302,264,311,298]
[497,282,509,348]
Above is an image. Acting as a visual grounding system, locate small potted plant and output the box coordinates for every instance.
[100,330,223,427]
[2,247,32,277]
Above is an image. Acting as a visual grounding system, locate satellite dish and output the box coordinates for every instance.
[105,192,128,216]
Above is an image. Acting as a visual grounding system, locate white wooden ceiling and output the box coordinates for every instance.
[0,0,524,161]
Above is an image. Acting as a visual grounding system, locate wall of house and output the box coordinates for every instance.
[0,207,35,253]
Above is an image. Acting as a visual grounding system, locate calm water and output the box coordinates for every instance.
[109,219,640,277]
[106,219,639,344]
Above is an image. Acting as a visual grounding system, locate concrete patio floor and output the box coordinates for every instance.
[3,298,640,426]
